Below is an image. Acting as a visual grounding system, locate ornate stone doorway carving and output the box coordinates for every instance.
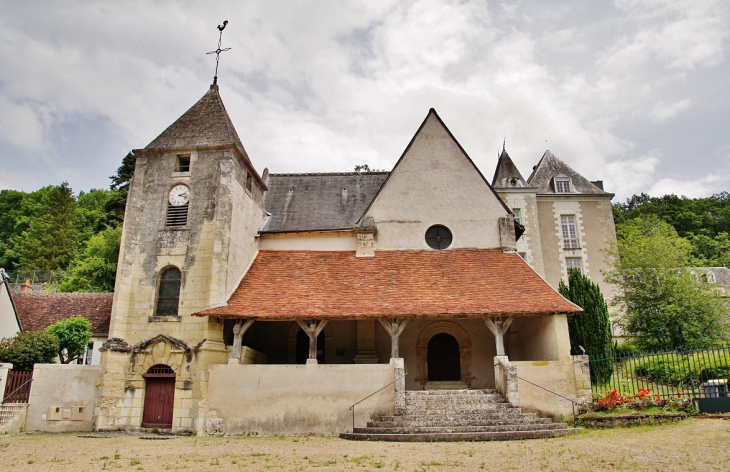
[416,321,473,387]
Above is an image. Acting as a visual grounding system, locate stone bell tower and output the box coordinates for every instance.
[95,84,266,432]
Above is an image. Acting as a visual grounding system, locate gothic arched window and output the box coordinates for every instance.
[156,267,181,316]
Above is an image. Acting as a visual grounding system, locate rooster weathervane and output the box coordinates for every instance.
[207,20,231,84]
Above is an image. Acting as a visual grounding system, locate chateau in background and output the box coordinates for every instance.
[491,147,617,301]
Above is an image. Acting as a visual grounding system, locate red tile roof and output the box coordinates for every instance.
[12,292,113,334]
[195,249,581,319]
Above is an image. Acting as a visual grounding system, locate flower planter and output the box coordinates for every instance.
[579,413,689,429]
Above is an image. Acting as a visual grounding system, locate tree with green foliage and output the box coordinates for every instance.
[613,192,730,266]
[605,215,729,350]
[59,226,122,292]
[16,183,79,270]
[102,151,136,228]
[45,316,92,364]
[559,268,614,383]
[0,331,60,371]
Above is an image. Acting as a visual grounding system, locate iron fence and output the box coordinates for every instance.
[589,343,730,400]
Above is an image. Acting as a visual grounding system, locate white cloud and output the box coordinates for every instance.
[650,99,691,121]
[0,0,727,198]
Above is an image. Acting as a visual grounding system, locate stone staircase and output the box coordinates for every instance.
[341,388,580,442]
[0,403,27,427]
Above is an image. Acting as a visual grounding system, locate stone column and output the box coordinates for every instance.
[353,320,379,364]
[391,358,406,413]
[494,356,519,407]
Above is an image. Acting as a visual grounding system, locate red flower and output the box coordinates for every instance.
[677,393,682,397]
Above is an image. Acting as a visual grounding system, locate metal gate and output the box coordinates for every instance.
[3,370,33,403]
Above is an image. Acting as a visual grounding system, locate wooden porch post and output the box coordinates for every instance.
[378,318,410,358]
[297,320,328,363]
[484,316,514,357]
[229,319,255,360]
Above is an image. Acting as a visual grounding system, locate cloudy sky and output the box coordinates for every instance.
[1,0,728,201]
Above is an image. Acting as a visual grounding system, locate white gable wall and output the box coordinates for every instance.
[364,112,508,250]
[0,281,20,339]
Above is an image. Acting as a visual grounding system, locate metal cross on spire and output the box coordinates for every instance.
[207,20,231,85]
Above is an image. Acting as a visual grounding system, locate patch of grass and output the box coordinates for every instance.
[27,460,34,464]
[250,452,267,457]
[130,459,140,466]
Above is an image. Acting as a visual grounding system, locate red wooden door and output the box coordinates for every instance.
[141,377,175,428]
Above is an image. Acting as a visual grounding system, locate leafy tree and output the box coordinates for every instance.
[559,268,614,383]
[16,183,79,270]
[102,151,136,228]
[605,216,729,350]
[0,331,60,371]
[59,226,122,292]
[45,316,92,364]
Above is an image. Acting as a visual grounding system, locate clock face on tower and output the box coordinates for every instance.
[168,184,190,206]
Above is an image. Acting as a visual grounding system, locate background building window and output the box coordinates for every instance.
[565,257,583,277]
[555,178,572,193]
[561,215,580,248]
[76,343,93,365]
[157,267,181,316]
[512,208,522,224]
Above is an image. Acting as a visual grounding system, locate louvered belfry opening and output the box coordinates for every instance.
[156,267,181,316]
[166,202,188,226]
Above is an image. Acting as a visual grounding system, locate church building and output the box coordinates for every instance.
[94,83,607,437]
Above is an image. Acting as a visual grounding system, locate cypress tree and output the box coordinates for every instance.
[559,268,614,384]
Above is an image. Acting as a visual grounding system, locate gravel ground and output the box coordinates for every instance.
[1,418,728,471]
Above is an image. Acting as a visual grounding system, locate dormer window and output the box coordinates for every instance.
[554,177,572,193]
[706,272,716,284]
[176,155,190,173]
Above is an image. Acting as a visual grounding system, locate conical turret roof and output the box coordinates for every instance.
[144,84,245,152]
[492,148,527,188]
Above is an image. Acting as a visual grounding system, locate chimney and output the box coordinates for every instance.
[20,279,32,293]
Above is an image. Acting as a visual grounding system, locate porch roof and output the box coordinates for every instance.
[195,249,581,320]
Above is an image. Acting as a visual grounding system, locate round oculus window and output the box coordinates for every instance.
[425,225,452,250]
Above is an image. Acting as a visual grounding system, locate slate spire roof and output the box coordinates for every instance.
[492,148,527,188]
[144,84,246,152]
[527,150,612,195]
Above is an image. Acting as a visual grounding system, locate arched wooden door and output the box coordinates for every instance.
[427,333,461,381]
[142,365,176,429]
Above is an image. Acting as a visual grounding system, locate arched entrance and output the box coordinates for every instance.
[416,321,473,387]
[427,333,461,381]
[142,364,176,429]
[295,329,325,364]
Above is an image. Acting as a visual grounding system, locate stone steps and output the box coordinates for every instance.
[0,403,27,426]
[340,428,582,442]
[356,422,570,434]
[371,417,553,428]
[341,388,580,442]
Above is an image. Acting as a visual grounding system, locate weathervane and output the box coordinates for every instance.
[207,20,231,84]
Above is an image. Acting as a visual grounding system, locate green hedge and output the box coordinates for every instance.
[634,352,730,386]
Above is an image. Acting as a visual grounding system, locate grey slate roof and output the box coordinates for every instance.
[527,151,611,195]
[144,84,245,152]
[260,173,389,233]
[492,149,528,188]
[694,267,730,286]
